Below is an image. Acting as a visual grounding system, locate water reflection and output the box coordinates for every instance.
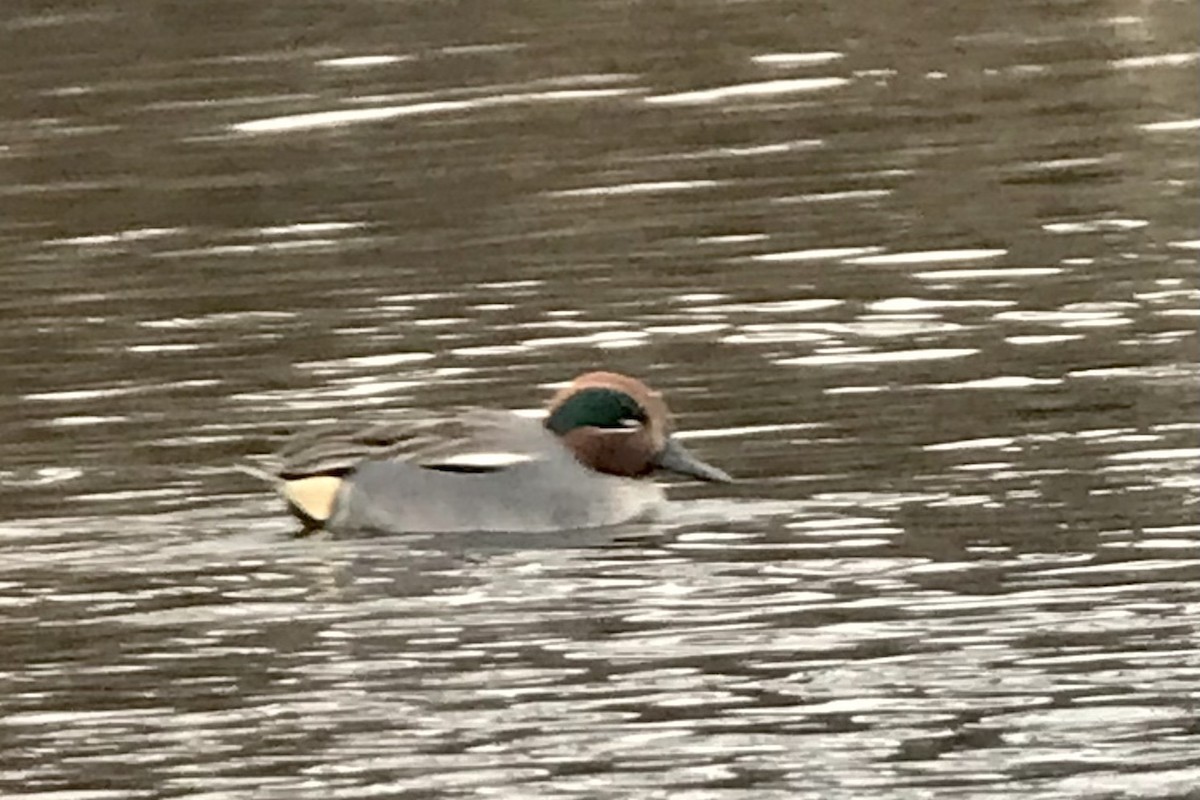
[2,0,1199,797]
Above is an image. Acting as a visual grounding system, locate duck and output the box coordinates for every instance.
[259,371,732,534]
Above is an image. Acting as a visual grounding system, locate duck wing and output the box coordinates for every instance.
[274,410,559,479]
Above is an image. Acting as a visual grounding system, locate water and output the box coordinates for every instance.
[2,1,1198,797]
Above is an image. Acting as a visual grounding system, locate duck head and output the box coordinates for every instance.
[545,371,732,483]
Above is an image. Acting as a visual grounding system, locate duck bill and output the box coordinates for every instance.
[653,437,733,483]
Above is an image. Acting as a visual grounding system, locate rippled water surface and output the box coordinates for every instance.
[2,1,1198,797]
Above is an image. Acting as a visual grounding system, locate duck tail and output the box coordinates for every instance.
[234,462,277,484]
[234,462,342,529]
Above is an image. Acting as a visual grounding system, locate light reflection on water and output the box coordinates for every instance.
[4,503,1199,798]
[2,0,1199,797]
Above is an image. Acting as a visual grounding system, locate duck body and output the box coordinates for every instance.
[264,372,730,535]
[330,414,665,533]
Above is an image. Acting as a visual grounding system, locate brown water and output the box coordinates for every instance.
[2,1,1199,798]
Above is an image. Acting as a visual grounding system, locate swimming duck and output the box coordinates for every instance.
[263,371,731,534]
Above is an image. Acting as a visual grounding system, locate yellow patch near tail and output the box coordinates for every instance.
[281,475,343,524]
